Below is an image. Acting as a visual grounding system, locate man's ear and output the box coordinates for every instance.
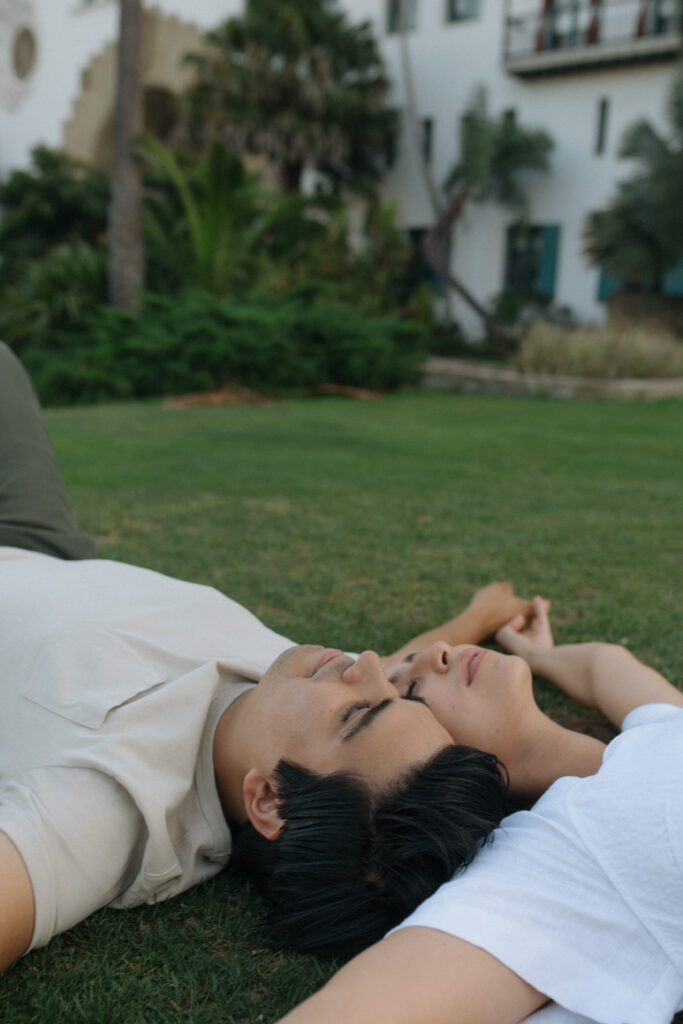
[243,768,285,840]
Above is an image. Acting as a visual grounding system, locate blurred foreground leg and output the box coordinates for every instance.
[0,343,96,558]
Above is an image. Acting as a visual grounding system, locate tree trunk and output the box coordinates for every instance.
[396,22,511,344]
[397,27,443,222]
[108,0,144,312]
[423,192,512,344]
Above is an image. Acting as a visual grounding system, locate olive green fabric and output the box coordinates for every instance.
[0,343,95,559]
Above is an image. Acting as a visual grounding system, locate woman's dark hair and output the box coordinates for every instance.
[233,745,508,958]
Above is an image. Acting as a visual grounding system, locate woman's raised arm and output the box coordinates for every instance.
[496,598,683,728]
[383,582,532,666]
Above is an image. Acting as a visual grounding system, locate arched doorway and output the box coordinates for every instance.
[62,9,203,168]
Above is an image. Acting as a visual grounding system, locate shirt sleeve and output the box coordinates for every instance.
[0,766,144,950]
[620,702,683,733]
[523,1005,598,1024]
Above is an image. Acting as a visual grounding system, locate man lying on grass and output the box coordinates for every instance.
[0,342,526,974]
[277,600,683,1024]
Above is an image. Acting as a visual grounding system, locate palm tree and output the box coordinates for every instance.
[426,89,553,340]
[584,63,683,293]
[397,15,553,340]
[108,0,144,312]
[182,0,397,196]
[139,137,327,296]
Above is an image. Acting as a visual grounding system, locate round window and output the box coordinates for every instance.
[13,26,37,80]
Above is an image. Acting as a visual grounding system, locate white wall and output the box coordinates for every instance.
[1,1,115,171]
[0,0,242,174]
[346,0,676,332]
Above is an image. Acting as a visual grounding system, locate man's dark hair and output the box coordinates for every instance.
[233,745,508,958]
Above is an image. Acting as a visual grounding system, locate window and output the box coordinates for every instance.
[421,117,434,162]
[597,268,621,303]
[663,252,683,295]
[504,225,560,298]
[539,0,589,50]
[641,0,678,35]
[408,228,448,297]
[595,97,609,156]
[598,252,683,301]
[446,0,479,21]
[12,27,37,80]
[387,0,418,33]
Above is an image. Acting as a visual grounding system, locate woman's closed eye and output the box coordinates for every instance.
[404,679,426,705]
[387,652,417,696]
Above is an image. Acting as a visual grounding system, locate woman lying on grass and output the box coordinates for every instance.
[277,599,683,1024]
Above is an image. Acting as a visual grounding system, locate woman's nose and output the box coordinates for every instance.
[414,642,451,673]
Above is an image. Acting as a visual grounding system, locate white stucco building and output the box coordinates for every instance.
[1,0,681,334]
[353,0,683,333]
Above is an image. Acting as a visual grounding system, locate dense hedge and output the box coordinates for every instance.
[10,289,427,406]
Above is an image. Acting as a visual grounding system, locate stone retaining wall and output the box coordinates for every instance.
[422,357,683,400]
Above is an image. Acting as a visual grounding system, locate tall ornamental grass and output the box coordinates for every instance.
[516,322,683,379]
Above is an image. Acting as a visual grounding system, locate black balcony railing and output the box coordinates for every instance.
[504,0,681,70]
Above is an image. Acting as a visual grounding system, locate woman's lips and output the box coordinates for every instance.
[464,649,487,685]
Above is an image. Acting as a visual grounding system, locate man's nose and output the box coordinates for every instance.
[341,650,392,690]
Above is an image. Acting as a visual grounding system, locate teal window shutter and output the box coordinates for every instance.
[597,267,622,302]
[597,250,683,301]
[663,252,683,296]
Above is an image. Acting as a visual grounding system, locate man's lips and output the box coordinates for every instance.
[312,648,344,674]
[462,648,486,685]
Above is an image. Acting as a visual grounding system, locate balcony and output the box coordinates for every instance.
[504,0,681,77]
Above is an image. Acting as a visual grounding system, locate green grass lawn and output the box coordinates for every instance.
[2,391,682,1023]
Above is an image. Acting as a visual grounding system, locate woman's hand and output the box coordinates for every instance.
[468,581,533,638]
[498,600,683,727]
[383,582,532,666]
[495,596,553,662]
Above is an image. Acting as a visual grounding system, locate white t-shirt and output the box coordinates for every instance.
[395,703,683,1024]
[0,548,295,951]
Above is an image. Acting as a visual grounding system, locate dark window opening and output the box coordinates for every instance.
[446,0,480,22]
[505,224,560,298]
[421,117,434,162]
[144,87,180,142]
[595,96,609,155]
[387,0,418,33]
[408,228,448,298]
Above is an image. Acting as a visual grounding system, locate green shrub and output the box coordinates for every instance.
[1,144,432,333]
[515,321,683,379]
[0,242,107,352]
[273,201,435,323]
[14,290,427,405]
[0,147,109,275]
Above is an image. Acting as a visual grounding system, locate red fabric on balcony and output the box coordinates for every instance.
[586,0,601,43]
[635,0,649,36]
[535,0,555,51]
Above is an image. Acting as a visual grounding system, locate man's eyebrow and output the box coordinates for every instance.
[343,698,393,742]
[388,651,416,686]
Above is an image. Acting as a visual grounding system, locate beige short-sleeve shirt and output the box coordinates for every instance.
[0,548,294,949]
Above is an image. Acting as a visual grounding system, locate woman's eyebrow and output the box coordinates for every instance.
[387,651,416,686]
